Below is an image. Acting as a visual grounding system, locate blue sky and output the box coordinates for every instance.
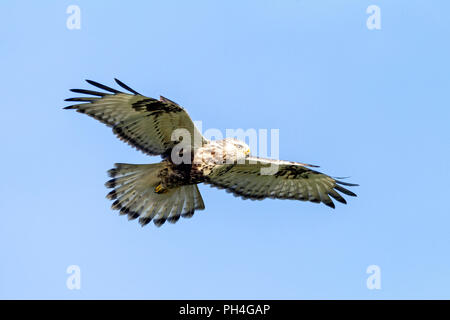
[1,1,449,299]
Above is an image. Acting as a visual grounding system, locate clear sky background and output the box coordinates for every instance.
[1,1,449,299]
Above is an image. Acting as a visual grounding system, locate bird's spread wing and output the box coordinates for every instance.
[205,156,358,208]
[64,79,206,157]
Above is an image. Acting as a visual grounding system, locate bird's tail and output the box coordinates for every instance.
[105,163,205,227]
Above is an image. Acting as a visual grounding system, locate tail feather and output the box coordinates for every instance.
[193,186,205,212]
[106,162,205,227]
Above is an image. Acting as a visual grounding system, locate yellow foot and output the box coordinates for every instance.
[155,184,167,194]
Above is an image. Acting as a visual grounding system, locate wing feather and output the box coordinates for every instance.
[206,157,358,208]
[64,79,206,157]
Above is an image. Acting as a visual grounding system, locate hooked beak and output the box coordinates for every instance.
[245,148,250,156]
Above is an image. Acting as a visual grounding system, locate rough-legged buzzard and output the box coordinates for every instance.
[64,79,358,227]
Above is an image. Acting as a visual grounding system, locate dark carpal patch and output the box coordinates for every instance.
[274,165,319,179]
[132,98,183,115]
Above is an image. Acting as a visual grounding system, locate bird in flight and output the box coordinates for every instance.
[64,79,358,227]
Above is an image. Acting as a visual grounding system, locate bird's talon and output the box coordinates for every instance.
[155,184,166,194]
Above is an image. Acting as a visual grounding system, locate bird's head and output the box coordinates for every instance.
[221,138,251,162]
